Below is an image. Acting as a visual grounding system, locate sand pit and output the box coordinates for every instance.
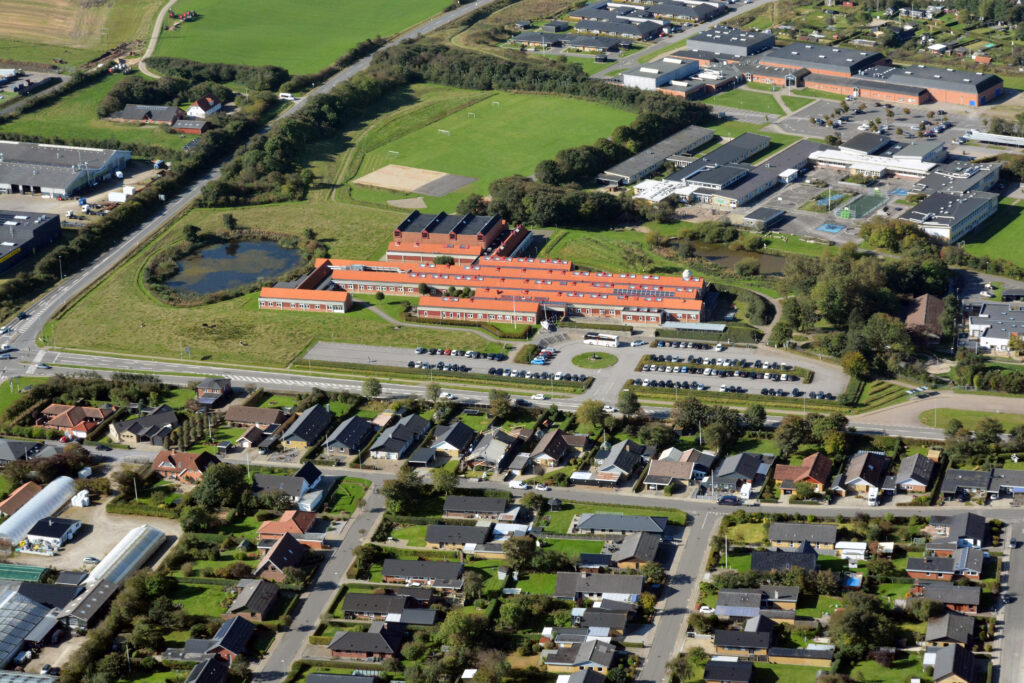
[355,164,476,197]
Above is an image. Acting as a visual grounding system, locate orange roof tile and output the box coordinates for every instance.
[0,481,42,517]
[259,287,352,303]
[418,296,542,314]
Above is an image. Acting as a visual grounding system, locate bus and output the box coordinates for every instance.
[583,332,620,348]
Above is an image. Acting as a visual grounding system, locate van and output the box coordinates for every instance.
[0,343,9,351]
[278,92,295,101]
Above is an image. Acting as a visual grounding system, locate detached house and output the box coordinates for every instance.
[466,428,518,470]
[324,416,376,457]
[594,440,650,485]
[226,579,278,622]
[381,560,464,592]
[109,404,179,447]
[925,612,975,647]
[187,95,223,119]
[370,414,430,460]
[927,644,976,683]
[531,429,572,468]
[907,547,984,581]
[40,403,115,439]
[196,377,231,406]
[257,510,324,549]
[926,513,987,548]
[430,422,477,458]
[254,533,305,583]
[773,452,832,495]
[768,523,837,553]
[543,640,618,674]
[252,462,324,511]
[922,583,982,615]
[329,621,405,661]
[712,452,775,493]
[645,447,715,490]
[554,572,643,603]
[164,616,254,664]
[108,104,184,125]
[152,450,221,483]
[442,495,508,520]
[574,513,667,535]
[832,450,890,496]
[281,404,332,450]
[884,453,936,494]
[610,533,660,569]
[750,547,817,573]
[425,524,492,550]
[224,405,286,429]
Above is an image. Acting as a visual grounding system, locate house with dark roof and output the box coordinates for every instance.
[109,404,179,447]
[59,579,116,633]
[108,104,184,125]
[907,547,982,581]
[442,495,509,520]
[768,523,837,553]
[760,585,799,610]
[226,579,278,621]
[531,429,571,468]
[939,469,993,500]
[282,404,332,450]
[0,438,42,463]
[767,646,834,666]
[408,447,437,468]
[196,378,231,406]
[554,573,643,603]
[610,533,660,569]
[381,560,464,591]
[329,621,405,660]
[184,655,229,683]
[575,608,629,635]
[594,440,650,485]
[927,513,987,548]
[928,644,976,683]
[324,416,376,457]
[164,616,254,663]
[152,449,221,483]
[252,462,323,511]
[425,523,492,549]
[921,583,981,614]
[543,639,618,674]
[370,414,430,460]
[750,547,817,573]
[577,553,613,573]
[926,612,975,646]
[884,454,936,494]
[712,453,775,492]
[715,589,764,619]
[832,450,890,496]
[574,513,667,535]
[26,517,81,551]
[255,533,305,582]
[224,405,286,428]
[431,422,477,457]
[773,452,832,495]
[714,628,773,656]
[340,593,410,620]
[466,428,518,470]
[703,660,754,683]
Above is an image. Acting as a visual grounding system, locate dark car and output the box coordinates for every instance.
[718,495,741,506]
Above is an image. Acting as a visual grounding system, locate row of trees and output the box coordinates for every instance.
[3,372,168,424]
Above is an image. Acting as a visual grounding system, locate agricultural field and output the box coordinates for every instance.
[49,201,496,365]
[0,0,163,67]
[344,87,634,212]
[152,0,454,74]
[0,75,197,151]
[964,201,1024,268]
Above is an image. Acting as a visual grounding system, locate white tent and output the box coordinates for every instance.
[86,524,165,587]
[0,476,75,546]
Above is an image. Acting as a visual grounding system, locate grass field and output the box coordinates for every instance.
[752,663,826,683]
[542,538,605,557]
[539,53,609,74]
[571,352,618,369]
[0,75,196,151]
[329,478,371,514]
[170,582,230,617]
[964,201,1024,267]
[781,95,814,111]
[0,377,44,416]
[152,0,453,73]
[50,201,495,364]
[792,87,849,102]
[919,408,1024,431]
[516,572,557,594]
[849,652,924,683]
[724,522,768,544]
[350,89,634,212]
[705,89,785,116]
[0,0,163,66]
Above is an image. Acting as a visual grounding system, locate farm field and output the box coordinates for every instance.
[964,201,1024,267]
[49,201,495,365]
[345,87,634,212]
[0,75,196,151]
[0,0,163,66]
[153,0,454,74]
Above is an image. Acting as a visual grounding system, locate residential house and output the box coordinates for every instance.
[187,95,223,119]
[554,573,643,603]
[531,429,571,468]
[926,513,987,548]
[543,640,618,674]
[26,517,81,552]
[885,454,936,494]
[328,621,405,660]
[939,469,993,500]
[703,661,754,683]
[750,546,817,573]
[541,626,613,649]
[594,440,650,485]
[714,628,773,656]
[0,481,41,517]
[927,644,976,683]
[906,547,983,581]
[922,583,982,614]
[466,428,518,471]
[712,452,775,493]
[442,495,508,520]
[925,612,975,647]
[39,403,115,438]
[832,450,890,496]
[196,378,231,406]
[431,422,477,458]
[324,416,376,458]
[409,447,437,467]
[0,438,42,462]
[224,405,286,429]
[252,462,324,511]
[281,404,332,450]
[773,452,832,495]
[574,608,629,635]
[184,656,229,683]
[902,293,946,341]
[257,510,324,549]
[577,553,613,573]
[236,426,265,450]
[108,404,179,447]
[555,670,607,683]
[164,616,254,663]
[370,414,430,460]
[425,524,492,550]
[760,585,799,610]
[766,647,835,666]
[768,523,838,553]
[662,447,716,474]
[716,589,764,619]
[225,579,278,621]
[152,449,221,483]
[574,513,667,535]
[254,533,305,582]
[341,593,411,620]
[380,560,464,591]
[610,533,660,569]
[643,459,696,491]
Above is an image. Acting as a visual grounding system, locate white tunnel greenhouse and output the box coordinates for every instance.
[0,476,75,546]
[86,524,166,587]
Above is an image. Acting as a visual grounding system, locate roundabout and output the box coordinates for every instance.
[572,351,619,369]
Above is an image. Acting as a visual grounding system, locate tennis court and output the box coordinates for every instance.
[0,563,46,581]
[839,193,886,219]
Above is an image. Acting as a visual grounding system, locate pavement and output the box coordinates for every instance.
[996,523,1020,683]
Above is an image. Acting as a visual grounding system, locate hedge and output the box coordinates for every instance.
[106,500,179,519]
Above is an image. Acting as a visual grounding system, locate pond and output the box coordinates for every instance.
[165,241,304,295]
[689,241,789,276]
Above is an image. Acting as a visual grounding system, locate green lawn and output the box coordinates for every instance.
[351,90,634,213]
[876,582,914,601]
[722,553,751,572]
[215,514,261,542]
[329,478,371,514]
[260,393,300,410]
[795,595,842,618]
[571,352,618,369]
[760,235,828,257]
[849,652,924,683]
[466,558,508,595]
[704,89,785,116]
[539,501,687,534]
[919,408,1024,431]
[540,53,609,75]
[753,663,826,683]
[724,522,768,544]
[792,87,849,101]
[516,572,557,594]
[391,524,428,547]
[964,201,1024,267]
[781,95,814,112]
[152,0,453,73]
[0,75,196,151]
[0,377,44,416]
[161,387,198,409]
[542,538,605,557]
[170,582,230,617]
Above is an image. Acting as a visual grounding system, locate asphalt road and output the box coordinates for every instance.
[996,522,1021,683]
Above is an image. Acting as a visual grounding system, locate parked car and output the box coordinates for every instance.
[717,495,741,506]
[509,480,529,490]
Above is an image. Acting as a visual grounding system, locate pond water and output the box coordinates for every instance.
[166,241,303,295]
[689,241,789,276]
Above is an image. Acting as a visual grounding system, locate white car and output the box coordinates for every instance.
[531,393,547,400]
[699,605,715,614]
[439,392,456,400]
[535,484,550,491]
[509,480,529,490]
[602,405,617,414]
[632,340,646,346]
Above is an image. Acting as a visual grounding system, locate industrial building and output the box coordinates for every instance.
[0,211,61,276]
[901,191,998,242]
[0,141,131,198]
[758,43,887,77]
[574,19,663,40]
[622,58,700,91]
[687,26,775,57]
[0,589,56,669]
[858,65,1003,106]
[598,126,714,185]
[0,476,75,547]
[86,524,166,586]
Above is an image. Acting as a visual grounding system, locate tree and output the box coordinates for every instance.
[743,404,766,431]
[842,350,870,379]
[667,648,709,683]
[437,610,488,651]
[503,536,537,572]
[180,505,214,532]
[940,294,959,339]
[129,618,165,652]
[229,657,252,681]
[945,418,965,439]
[475,650,511,683]
[642,561,667,585]
[638,422,676,451]
[431,467,458,496]
[433,255,455,265]
[488,389,513,420]
[497,599,529,630]
[577,400,606,428]
[191,463,248,510]
[823,430,847,457]
[671,396,705,433]
[111,466,146,498]
[792,481,817,500]
[380,465,424,514]
[456,193,488,215]
[182,224,201,243]
[521,491,548,516]
[975,417,1003,446]
[425,382,442,403]
[617,388,640,416]
[905,598,945,621]
[362,378,382,399]
[829,593,896,660]
[775,415,811,457]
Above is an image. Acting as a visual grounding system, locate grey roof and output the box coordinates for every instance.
[913,162,1000,195]
[575,19,662,38]
[0,439,39,462]
[687,164,750,189]
[511,31,561,45]
[306,676,377,683]
[197,377,230,391]
[714,628,772,650]
[396,211,500,238]
[209,616,254,655]
[554,572,643,599]
[907,556,954,575]
[759,42,884,75]
[716,589,763,618]
[926,612,975,644]
[687,25,774,55]
[381,559,463,582]
[443,495,507,515]
[0,141,128,194]
[758,139,830,173]
[610,532,660,564]
[545,639,618,668]
[371,413,430,454]
[940,468,993,495]
[111,404,179,440]
[341,593,409,615]
[329,621,405,654]
[759,585,800,602]
[58,580,116,625]
[54,571,88,586]
[575,513,667,534]
[228,579,278,616]
[282,404,332,445]
[923,583,981,606]
[901,191,998,229]
[703,660,754,683]
[408,448,436,465]
[294,462,322,486]
[578,553,613,568]
[560,34,624,50]
[933,512,987,543]
[252,474,304,499]
[750,548,816,573]
[15,582,79,610]
[468,428,517,467]
[953,547,984,575]
[325,415,376,452]
[564,667,607,683]
[715,452,768,482]
[844,450,890,488]
[745,207,784,223]
[597,439,650,474]
[110,104,182,123]
[840,132,891,154]
[424,524,492,546]
[395,607,438,625]
[769,522,837,545]
[932,644,975,682]
[432,421,477,452]
[705,133,771,166]
[766,647,834,660]
[804,71,928,96]
[860,64,1003,95]
[256,533,304,573]
[894,139,947,161]
[184,656,229,683]
[578,609,629,631]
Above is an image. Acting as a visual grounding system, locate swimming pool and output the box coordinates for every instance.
[817,223,844,234]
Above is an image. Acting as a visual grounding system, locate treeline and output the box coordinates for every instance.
[146,57,289,92]
[97,75,233,118]
[3,372,168,423]
[279,36,388,93]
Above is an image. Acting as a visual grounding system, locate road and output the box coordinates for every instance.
[138,0,179,78]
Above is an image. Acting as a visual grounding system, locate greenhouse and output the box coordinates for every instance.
[86,524,166,587]
[0,476,75,547]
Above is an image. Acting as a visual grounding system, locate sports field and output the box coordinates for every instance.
[0,0,163,66]
[964,200,1024,267]
[348,89,634,212]
[153,0,452,74]
[0,75,196,151]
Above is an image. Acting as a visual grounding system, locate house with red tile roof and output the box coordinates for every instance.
[0,481,41,517]
[152,449,221,482]
[258,510,324,549]
[187,95,222,119]
[39,404,115,439]
[774,452,833,495]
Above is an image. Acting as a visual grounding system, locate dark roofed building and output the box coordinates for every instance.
[703,660,754,683]
[226,579,278,621]
[184,656,229,683]
[196,378,231,405]
[929,512,987,548]
[610,532,660,568]
[768,523,837,550]
[329,621,405,660]
[750,547,817,572]
[443,495,508,519]
[926,612,975,646]
[340,593,410,619]
[743,207,785,231]
[931,644,976,683]
[255,533,305,583]
[164,616,255,663]
[840,132,891,155]
[758,42,886,76]
[902,294,946,340]
[716,589,763,619]
[431,422,477,457]
[425,524,492,549]
[109,404,179,447]
[574,513,667,534]
[714,629,773,654]
[381,560,464,590]
[900,191,999,243]
[324,416,376,457]
[887,453,937,493]
[922,583,982,614]
[282,404,332,449]
[108,104,184,124]
[59,579,116,633]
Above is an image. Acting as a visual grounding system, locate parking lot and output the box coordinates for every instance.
[0,160,165,218]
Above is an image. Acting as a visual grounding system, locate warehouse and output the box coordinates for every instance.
[0,211,61,276]
[598,126,714,185]
[743,207,785,230]
[0,476,75,547]
[687,26,775,57]
[858,65,1003,106]
[802,73,927,104]
[622,58,700,91]
[87,524,166,586]
[758,43,887,77]
[900,191,998,242]
[0,141,131,198]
